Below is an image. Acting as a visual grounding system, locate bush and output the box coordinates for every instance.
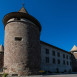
[3,73,8,77]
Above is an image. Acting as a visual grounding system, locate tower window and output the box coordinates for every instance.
[14,18,20,20]
[15,37,22,41]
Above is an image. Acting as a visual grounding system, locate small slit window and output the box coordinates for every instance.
[14,18,20,20]
[15,37,22,41]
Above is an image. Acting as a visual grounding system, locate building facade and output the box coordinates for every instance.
[40,41,72,73]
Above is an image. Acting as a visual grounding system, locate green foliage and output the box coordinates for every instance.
[3,73,8,77]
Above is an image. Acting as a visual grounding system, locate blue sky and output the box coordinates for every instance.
[0,0,77,51]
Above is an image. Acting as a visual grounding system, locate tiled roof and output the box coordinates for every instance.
[40,41,71,54]
[70,45,77,52]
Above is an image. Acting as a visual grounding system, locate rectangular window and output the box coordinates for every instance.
[15,37,22,41]
[46,48,49,54]
[52,58,56,64]
[46,57,49,63]
[63,54,65,58]
[70,56,71,59]
[58,59,60,64]
[52,50,55,56]
[57,52,60,57]
[70,62,71,66]
[67,61,69,65]
[66,55,68,59]
[63,60,65,65]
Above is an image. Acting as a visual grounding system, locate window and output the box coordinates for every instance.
[46,57,49,63]
[58,59,60,64]
[63,60,65,65]
[52,50,55,56]
[52,58,56,64]
[66,55,68,59]
[15,37,22,41]
[70,56,71,59]
[63,54,65,58]
[67,61,69,65]
[14,18,20,20]
[57,52,60,57]
[70,62,71,66]
[46,49,49,54]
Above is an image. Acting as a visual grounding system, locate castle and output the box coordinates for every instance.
[0,6,77,76]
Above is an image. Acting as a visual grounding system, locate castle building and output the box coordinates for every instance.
[0,6,76,76]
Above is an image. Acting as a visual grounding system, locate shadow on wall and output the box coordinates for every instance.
[71,53,77,72]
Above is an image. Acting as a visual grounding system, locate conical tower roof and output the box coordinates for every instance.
[18,6,28,14]
[70,45,77,52]
[0,44,4,52]
[3,6,41,31]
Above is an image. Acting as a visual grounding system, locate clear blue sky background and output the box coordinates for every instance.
[0,0,77,51]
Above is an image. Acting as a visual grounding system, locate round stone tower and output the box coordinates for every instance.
[70,45,77,59]
[3,7,41,76]
[70,45,77,72]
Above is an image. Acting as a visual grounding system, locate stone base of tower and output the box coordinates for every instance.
[18,70,40,76]
[4,69,40,76]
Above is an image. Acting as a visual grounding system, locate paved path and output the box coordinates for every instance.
[7,74,77,77]
[42,74,77,77]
